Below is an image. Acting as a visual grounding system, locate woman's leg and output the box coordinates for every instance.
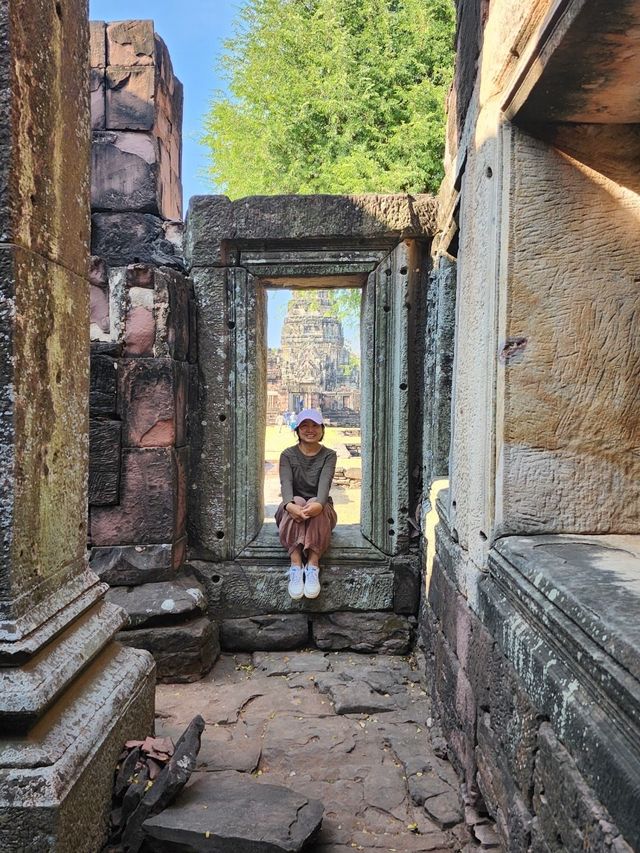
[276,497,308,600]
[302,500,337,560]
[276,497,308,558]
[302,500,337,598]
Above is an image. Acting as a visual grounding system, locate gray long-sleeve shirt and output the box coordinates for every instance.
[279,445,337,507]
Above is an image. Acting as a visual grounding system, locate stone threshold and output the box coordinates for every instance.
[238,522,388,565]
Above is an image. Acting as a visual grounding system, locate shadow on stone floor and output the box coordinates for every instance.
[153,651,501,852]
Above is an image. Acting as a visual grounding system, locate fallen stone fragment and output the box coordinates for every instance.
[121,715,205,852]
[252,650,331,675]
[423,789,463,830]
[114,746,142,800]
[141,770,324,852]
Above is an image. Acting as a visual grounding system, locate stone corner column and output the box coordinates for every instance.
[0,3,155,851]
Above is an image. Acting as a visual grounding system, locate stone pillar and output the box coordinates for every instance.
[0,3,155,850]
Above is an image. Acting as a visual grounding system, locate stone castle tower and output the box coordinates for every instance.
[270,290,360,419]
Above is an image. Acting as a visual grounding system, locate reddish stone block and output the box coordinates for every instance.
[90,447,181,546]
[106,20,155,67]
[124,287,155,356]
[106,66,156,130]
[118,358,188,448]
[176,446,188,539]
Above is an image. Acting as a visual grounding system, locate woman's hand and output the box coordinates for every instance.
[301,501,323,519]
[286,502,306,522]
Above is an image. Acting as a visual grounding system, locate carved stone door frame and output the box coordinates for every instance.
[185,195,433,563]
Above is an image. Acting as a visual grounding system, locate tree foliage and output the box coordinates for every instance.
[203,0,455,197]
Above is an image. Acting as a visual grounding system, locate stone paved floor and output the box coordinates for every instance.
[155,650,478,852]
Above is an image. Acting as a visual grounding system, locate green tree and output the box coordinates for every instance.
[203,0,455,198]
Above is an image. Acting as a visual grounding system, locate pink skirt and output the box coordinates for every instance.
[275,497,337,558]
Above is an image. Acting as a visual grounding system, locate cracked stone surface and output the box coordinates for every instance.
[155,650,490,851]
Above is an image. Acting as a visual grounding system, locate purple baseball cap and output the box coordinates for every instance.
[295,408,324,427]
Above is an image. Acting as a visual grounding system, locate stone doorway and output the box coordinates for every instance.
[263,286,363,527]
[185,195,434,645]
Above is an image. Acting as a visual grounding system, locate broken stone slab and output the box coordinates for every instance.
[311,611,413,654]
[106,20,155,66]
[252,650,332,676]
[90,541,185,586]
[220,614,310,652]
[423,789,463,830]
[121,715,205,853]
[117,617,220,683]
[105,576,207,629]
[142,770,324,852]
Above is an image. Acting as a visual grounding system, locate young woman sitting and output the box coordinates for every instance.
[275,408,337,600]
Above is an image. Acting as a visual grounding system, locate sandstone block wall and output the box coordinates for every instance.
[87,261,198,593]
[424,0,640,849]
[90,20,183,222]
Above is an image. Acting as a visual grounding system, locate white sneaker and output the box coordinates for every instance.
[288,565,304,600]
[304,565,321,599]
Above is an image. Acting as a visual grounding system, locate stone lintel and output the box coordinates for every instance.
[478,538,640,846]
[185,193,436,268]
[505,0,640,124]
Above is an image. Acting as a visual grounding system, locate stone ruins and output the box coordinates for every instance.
[268,290,361,425]
[0,2,638,852]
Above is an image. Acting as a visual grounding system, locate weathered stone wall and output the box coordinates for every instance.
[90,19,182,221]
[0,3,155,850]
[87,20,217,682]
[424,0,640,850]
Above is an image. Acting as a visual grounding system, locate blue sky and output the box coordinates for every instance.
[89,1,358,351]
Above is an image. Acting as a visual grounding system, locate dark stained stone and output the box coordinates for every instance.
[90,541,185,586]
[91,131,160,213]
[312,611,413,654]
[141,770,324,853]
[105,576,207,629]
[91,212,184,269]
[220,614,309,652]
[392,555,422,615]
[116,617,219,683]
[154,268,191,362]
[89,418,121,505]
[90,352,118,414]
